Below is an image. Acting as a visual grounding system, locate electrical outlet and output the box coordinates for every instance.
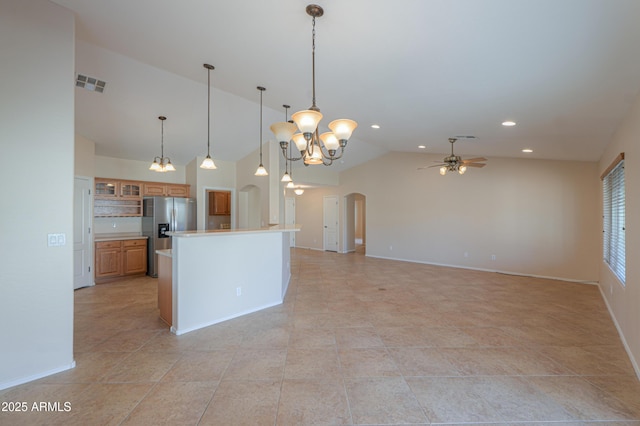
[389,245,393,251]
[236,287,242,296]
[464,252,469,258]
[491,254,496,261]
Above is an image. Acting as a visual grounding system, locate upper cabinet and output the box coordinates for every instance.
[94,178,142,217]
[94,178,190,217]
[143,183,190,198]
[209,191,231,215]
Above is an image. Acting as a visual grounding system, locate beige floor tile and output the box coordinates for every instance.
[288,327,336,347]
[121,381,216,425]
[222,349,286,380]
[276,379,351,425]
[284,347,341,379]
[101,351,182,383]
[67,383,154,425]
[338,347,401,378]
[389,347,461,376]
[345,377,427,424]
[335,326,384,348]
[5,248,640,424]
[406,376,504,423]
[199,380,280,426]
[527,375,639,420]
[161,350,234,382]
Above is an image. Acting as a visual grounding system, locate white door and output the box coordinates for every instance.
[285,197,296,247]
[74,177,93,289]
[323,196,338,252]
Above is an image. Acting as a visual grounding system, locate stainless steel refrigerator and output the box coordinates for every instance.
[142,196,196,277]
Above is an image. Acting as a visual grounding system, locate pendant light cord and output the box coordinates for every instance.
[207,67,211,156]
[311,15,317,110]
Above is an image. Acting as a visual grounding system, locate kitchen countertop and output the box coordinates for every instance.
[167,225,300,238]
[94,233,148,242]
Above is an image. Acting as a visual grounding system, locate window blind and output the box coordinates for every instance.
[602,157,625,284]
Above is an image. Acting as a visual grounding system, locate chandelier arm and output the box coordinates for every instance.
[281,147,303,162]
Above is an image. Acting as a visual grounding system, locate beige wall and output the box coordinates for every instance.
[295,152,600,283]
[1,0,75,389]
[189,156,236,230]
[75,134,95,177]
[598,92,640,375]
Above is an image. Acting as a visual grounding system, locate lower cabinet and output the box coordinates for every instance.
[95,239,147,282]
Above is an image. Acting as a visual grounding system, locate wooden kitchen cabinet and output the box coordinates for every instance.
[143,183,190,197]
[209,191,231,215]
[95,239,147,283]
[95,241,122,279]
[123,239,147,275]
[94,178,143,217]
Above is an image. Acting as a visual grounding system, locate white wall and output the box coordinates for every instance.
[0,0,76,389]
[598,92,640,375]
[294,152,600,282]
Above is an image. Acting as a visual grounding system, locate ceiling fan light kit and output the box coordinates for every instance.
[423,138,487,176]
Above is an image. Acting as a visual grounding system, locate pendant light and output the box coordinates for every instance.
[200,63,217,169]
[254,86,268,176]
[149,116,175,172]
[280,105,293,183]
[270,4,357,166]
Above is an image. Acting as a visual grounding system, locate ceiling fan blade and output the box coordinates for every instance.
[418,164,445,169]
[465,163,486,168]
[462,157,488,163]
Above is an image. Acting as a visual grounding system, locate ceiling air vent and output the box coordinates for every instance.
[75,73,106,93]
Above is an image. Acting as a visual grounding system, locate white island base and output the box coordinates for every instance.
[160,226,298,335]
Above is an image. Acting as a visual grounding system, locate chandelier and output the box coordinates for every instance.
[149,116,175,172]
[270,4,357,166]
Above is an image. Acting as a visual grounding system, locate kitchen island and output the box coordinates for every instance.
[159,225,299,335]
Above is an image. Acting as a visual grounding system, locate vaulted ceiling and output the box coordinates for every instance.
[52,0,640,172]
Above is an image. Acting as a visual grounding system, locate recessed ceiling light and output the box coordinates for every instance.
[522,148,533,153]
[371,124,380,129]
[418,145,426,149]
[502,121,516,127]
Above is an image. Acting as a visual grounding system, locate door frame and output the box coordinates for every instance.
[73,176,93,289]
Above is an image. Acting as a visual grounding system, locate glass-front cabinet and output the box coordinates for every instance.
[94,178,119,197]
[120,181,142,198]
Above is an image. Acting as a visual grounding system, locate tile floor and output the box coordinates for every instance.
[2,248,640,425]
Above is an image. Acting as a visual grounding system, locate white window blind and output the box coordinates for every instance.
[602,156,625,284]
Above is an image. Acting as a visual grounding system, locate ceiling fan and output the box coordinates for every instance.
[419,138,487,175]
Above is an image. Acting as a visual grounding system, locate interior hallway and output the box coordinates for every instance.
[1,248,639,425]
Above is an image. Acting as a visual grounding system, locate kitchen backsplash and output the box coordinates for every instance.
[94,217,142,234]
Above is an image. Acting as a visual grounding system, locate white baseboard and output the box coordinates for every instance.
[597,285,640,379]
[365,254,598,285]
[0,360,76,391]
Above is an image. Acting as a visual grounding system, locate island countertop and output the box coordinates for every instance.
[167,225,300,238]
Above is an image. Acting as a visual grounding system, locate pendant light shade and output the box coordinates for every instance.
[255,86,268,176]
[150,116,175,172]
[200,64,217,169]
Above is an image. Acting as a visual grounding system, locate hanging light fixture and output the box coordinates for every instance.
[280,105,293,183]
[149,116,176,172]
[254,86,268,176]
[294,187,305,196]
[200,64,217,169]
[270,4,357,166]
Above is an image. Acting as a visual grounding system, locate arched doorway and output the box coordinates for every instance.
[344,193,366,254]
